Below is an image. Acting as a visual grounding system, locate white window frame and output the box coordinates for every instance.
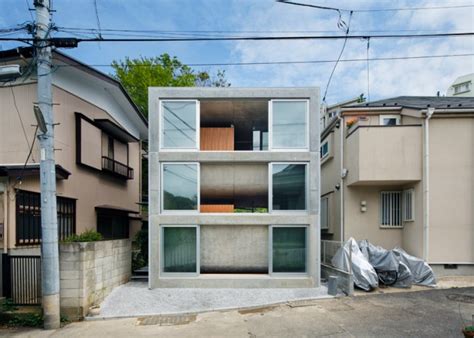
[268,162,309,214]
[160,162,200,214]
[159,99,200,151]
[268,225,308,276]
[379,114,401,126]
[160,224,200,277]
[320,196,329,229]
[380,191,403,228]
[268,99,309,152]
[320,139,330,160]
[403,189,415,222]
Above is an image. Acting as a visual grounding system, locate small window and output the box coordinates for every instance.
[320,140,329,159]
[270,163,307,212]
[270,100,308,150]
[454,82,470,94]
[379,115,400,126]
[162,226,199,274]
[403,189,415,222]
[270,226,307,274]
[162,163,199,212]
[97,211,129,239]
[380,191,402,227]
[160,100,199,150]
[321,196,329,229]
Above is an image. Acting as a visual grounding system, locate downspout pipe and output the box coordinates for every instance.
[423,108,434,261]
[339,112,345,243]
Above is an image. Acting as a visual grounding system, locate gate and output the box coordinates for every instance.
[2,254,41,305]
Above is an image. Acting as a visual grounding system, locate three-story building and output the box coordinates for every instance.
[148,87,321,288]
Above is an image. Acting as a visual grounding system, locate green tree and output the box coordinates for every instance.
[111,54,230,116]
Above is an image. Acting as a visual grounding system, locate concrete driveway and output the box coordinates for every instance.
[3,287,474,337]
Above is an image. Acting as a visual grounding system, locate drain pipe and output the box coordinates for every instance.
[423,108,434,261]
[339,112,345,243]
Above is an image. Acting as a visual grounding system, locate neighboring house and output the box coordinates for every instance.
[320,97,360,131]
[0,47,147,255]
[148,87,320,288]
[446,73,474,97]
[320,96,474,276]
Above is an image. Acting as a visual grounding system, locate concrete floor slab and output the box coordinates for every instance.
[94,281,332,319]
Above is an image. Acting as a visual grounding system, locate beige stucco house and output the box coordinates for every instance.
[0,47,147,255]
[320,96,474,276]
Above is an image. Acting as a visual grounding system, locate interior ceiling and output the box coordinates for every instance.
[201,163,268,198]
[200,100,268,129]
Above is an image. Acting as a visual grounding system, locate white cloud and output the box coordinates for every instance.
[226,0,474,103]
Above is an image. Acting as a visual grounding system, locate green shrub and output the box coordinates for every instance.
[63,230,103,243]
[132,227,148,271]
[7,313,43,327]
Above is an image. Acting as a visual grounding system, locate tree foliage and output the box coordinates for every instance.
[111,54,230,116]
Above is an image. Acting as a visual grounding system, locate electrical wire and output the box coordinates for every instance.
[322,11,353,103]
[10,86,33,154]
[93,0,103,39]
[366,37,370,102]
[52,52,474,68]
[24,0,34,21]
[1,31,473,43]
[277,0,474,13]
[15,125,39,186]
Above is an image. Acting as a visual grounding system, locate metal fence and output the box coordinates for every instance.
[2,254,41,305]
[321,240,352,273]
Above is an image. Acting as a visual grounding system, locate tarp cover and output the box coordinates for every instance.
[332,239,436,290]
[331,238,379,291]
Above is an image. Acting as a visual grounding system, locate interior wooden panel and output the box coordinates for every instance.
[200,204,234,213]
[200,127,234,151]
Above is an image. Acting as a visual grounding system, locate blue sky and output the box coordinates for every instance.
[1,0,473,103]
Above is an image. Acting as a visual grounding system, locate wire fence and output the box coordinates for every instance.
[321,240,352,274]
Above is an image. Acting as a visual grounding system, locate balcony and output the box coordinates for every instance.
[102,156,134,180]
[345,125,422,186]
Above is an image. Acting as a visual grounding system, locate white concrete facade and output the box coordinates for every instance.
[148,87,321,288]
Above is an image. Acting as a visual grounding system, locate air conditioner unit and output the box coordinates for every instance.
[0,65,21,81]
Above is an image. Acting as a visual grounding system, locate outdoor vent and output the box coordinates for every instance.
[444,264,458,270]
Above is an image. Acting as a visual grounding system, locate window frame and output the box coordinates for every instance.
[160,162,200,214]
[159,99,200,151]
[268,99,310,152]
[380,191,403,228]
[268,225,308,276]
[268,162,309,214]
[320,139,330,160]
[402,188,415,222]
[320,196,329,230]
[160,224,200,277]
[379,114,401,126]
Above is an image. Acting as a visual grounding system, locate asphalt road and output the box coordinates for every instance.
[3,287,474,337]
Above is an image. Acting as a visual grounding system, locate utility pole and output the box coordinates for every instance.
[34,0,60,329]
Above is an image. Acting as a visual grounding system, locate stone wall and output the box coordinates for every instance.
[59,239,131,320]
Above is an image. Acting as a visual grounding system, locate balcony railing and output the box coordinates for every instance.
[102,156,134,180]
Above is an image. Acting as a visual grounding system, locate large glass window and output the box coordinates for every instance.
[271,163,307,211]
[162,163,199,212]
[161,100,198,149]
[271,226,307,273]
[271,100,308,150]
[162,226,198,273]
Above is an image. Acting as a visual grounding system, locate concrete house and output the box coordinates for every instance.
[320,96,474,276]
[447,73,474,97]
[148,87,321,288]
[0,47,147,255]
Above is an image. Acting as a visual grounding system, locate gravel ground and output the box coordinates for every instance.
[96,281,331,318]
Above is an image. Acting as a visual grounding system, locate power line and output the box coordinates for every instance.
[92,0,102,39]
[277,0,474,13]
[322,11,353,103]
[10,86,33,157]
[53,53,474,68]
[2,31,472,43]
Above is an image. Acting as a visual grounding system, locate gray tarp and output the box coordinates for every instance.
[331,238,379,291]
[332,239,436,290]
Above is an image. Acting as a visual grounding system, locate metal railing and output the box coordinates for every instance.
[321,240,352,274]
[102,156,134,179]
[2,254,41,305]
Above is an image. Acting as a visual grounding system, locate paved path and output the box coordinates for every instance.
[4,287,474,337]
[95,281,332,318]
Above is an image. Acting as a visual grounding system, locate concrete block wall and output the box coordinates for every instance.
[59,239,131,320]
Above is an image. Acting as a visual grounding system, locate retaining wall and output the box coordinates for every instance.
[59,239,131,320]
